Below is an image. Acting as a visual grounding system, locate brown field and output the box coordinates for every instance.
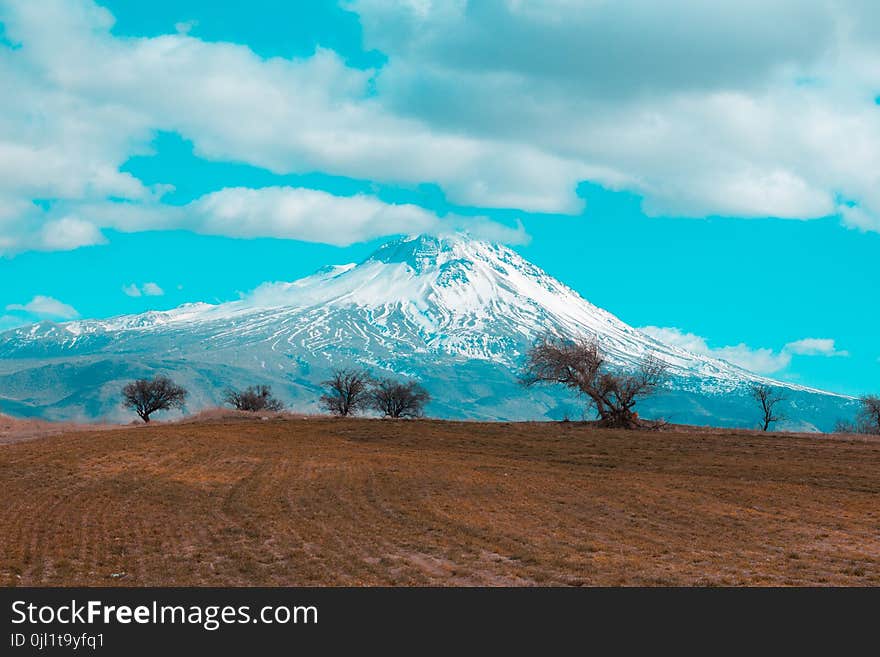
[1,416,879,586]
[0,414,124,445]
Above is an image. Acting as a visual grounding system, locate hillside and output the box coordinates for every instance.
[0,234,856,430]
[1,417,878,586]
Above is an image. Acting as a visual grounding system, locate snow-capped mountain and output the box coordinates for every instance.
[0,234,854,429]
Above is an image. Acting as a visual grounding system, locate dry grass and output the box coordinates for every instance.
[1,417,879,586]
[0,414,125,445]
[175,407,318,424]
[0,408,314,445]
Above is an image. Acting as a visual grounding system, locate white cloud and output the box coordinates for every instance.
[122,283,142,298]
[640,326,791,373]
[6,295,79,319]
[174,20,197,35]
[123,282,165,297]
[141,282,164,296]
[785,338,848,357]
[714,345,792,375]
[188,187,439,245]
[39,216,106,251]
[351,0,880,224]
[640,326,849,374]
[839,204,880,232]
[0,0,580,250]
[184,187,528,245]
[88,187,528,247]
[3,0,880,254]
[0,0,528,253]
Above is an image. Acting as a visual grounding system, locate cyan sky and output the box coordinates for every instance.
[1,0,878,396]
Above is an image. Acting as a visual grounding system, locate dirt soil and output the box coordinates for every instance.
[0,414,124,445]
[1,417,878,586]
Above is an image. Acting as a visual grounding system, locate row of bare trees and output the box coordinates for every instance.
[118,334,879,433]
[746,384,880,435]
[119,371,430,423]
[320,369,430,418]
[519,334,880,433]
[121,378,287,422]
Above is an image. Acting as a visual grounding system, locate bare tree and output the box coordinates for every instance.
[750,383,786,432]
[224,385,285,412]
[122,376,188,423]
[320,368,372,417]
[370,378,430,418]
[838,395,880,434]
[520,335,667,429]
[858,396,880,434]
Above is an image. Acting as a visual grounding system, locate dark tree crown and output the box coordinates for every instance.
[224,385,284,412]
[521,335,667,429]
[320,368,372,417]
[121,376,188,423]
[370,378,430,418]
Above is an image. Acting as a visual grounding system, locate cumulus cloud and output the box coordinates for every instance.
[785,338,848,357]
[351,0,880,223]
[640,326,791,373]
[123,282,165,297]
[141,282,164,296]
[839,204,880,232]
[186,187,529,245]
[6,295,79,319]
[187,187,438,244]
[0,0,577,252]
[640,326,849,374]
[3,0,880,254]
[0,1,528,251]
[89,187,528,247]
[39,216,106,251]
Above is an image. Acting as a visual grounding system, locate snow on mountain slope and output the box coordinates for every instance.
[0,233,853,427]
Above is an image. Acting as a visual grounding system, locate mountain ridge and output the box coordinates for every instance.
[0,233,855,429]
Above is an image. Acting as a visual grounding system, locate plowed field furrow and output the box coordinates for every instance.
[1,418,879,586]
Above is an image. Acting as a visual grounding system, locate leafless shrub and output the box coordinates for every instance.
[859,396,880,434]
[320,368,372,417]
[750,383,786,431]
[837,396,880,434]
[370,378,430,418]
[122,376,188,423]
[223,385,285,412]
[521,335,667,429]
